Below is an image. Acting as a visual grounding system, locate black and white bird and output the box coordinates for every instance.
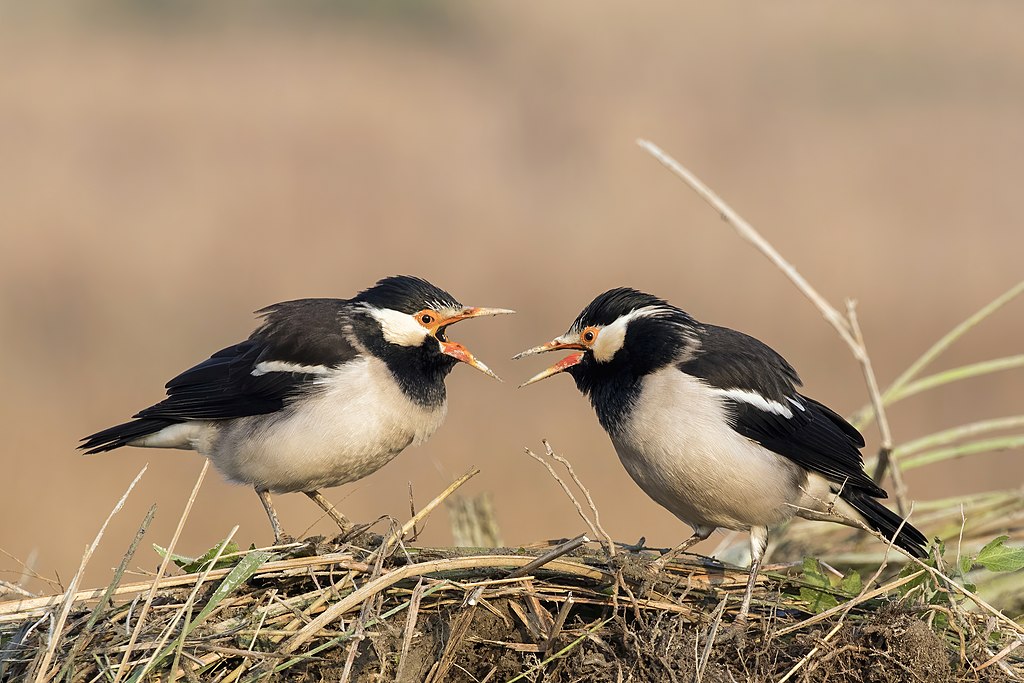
[81,275,512,543]
[514,287,927,620]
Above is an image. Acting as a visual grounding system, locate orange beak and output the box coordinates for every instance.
[435,306,514,381]
[512,335,587,388]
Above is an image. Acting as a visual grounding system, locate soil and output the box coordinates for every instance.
[285,600,1004,683]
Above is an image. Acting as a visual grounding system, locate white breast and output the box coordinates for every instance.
[206,356,447,493]
[610,367,806,532]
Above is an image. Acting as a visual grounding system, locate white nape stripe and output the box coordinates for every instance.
[786,397,806,411]
[712,388,794,418]
[367,307,430,347]
[252,361,334,377]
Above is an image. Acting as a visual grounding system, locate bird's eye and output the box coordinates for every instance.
[421,314,434,325]
[582,327,598,344]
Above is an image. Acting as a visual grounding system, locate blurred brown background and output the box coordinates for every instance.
[1,2,1021,596]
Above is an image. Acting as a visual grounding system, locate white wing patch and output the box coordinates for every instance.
[711,388,795,419]
[251,361,334,376]
[367,307,430,347]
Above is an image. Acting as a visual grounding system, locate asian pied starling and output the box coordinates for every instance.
[81,275,513,543]
[514,287,927,622]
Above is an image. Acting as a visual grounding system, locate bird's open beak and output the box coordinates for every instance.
[436,306,514,381]
[512,336,586,388]
[440,307,516,327]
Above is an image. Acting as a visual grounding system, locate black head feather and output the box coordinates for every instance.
[569,288,671,331]
[354,275,461,314]
[563,288,700,434]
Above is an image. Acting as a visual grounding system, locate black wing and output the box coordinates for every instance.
[725,395,882,496]
[680,325,926,556]
[81,299,358,452]
[679,324,881,496]
[135,341,317,422]
[681,325,802,403]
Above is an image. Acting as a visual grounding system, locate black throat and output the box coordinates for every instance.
[350,314,456,407]
[570,361,644,436]
[569,312,700,436]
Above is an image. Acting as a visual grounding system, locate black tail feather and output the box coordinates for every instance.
[79,418,176,454]
[843,491,929,559]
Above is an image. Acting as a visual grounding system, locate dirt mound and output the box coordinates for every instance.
[3,532,1017,682]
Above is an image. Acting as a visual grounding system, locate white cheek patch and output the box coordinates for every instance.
[711,388,795,419]
[592,321,625,363]
[590,307,659,363]
[369,307,430,347]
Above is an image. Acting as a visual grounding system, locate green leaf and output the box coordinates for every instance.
[896,562,929,596]
[800,586,839,613]
[154,540,243,572]
[958,553,974,576]
[152,543,195,569]
[125,548,274,683]
[189,549,274,629]
[975,536,1024,573]
[801,557,828,585]
[838,569,862,596]
[800,558,839,613]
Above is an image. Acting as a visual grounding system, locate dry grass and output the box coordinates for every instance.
[1,490,1020,681]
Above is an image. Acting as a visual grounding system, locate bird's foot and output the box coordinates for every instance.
[647,555,671,574]
[333,521,375,545]
[271,532,298,547]
[618,536,648,553]
[715,615,750,647]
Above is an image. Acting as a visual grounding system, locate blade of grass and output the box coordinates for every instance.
[893,416,1024,458]
[112,459,208,683]
[168,547,273,681]
[59,504,157,683]
[900,434,1024,470]
[854,280,1024,428]
[128,528,244,682]
[31,465,147,683]
[913,488,1023,512]
[190,549,274,629]
[887,279,1024,395]
[885,355,1024,405]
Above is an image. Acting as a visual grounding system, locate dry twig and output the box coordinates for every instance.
[525,444,616,557]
